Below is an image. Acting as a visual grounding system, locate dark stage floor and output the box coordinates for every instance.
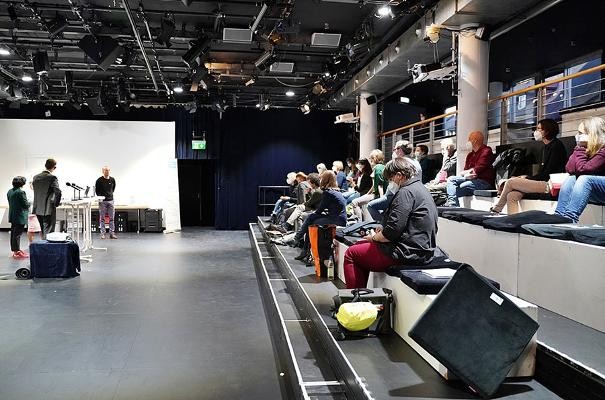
[0,229,283,400]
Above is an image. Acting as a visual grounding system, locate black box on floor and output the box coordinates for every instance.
[409,265,539,398]
[29,240,81,278]
[144,209,163,232]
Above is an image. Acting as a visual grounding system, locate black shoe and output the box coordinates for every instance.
[295,250,310,260]
[304,255,315,267]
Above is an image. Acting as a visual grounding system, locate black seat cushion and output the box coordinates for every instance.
[482,210,571,233]
[523,192,556,201]
[409,265,539,398]
[521,223,605,247]
[395,268,501,295]
[440,209,495,225]
[436,206,475,217]
[474,189,498,197]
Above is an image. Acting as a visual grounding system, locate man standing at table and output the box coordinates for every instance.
[32,158,62,239]
[95,166,117,239]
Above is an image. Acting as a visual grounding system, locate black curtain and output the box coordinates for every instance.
[215,108,350,229]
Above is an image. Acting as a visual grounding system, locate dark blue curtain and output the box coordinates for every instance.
[215,108,350,229]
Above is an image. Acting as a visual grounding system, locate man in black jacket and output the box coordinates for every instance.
[344,158,438,288]
[32,159,62,239]
[95,166,117,239]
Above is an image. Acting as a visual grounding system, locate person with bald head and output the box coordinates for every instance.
[444,131,495,207]
[95,166,117,239]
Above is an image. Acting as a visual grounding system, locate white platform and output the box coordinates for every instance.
[437,217,605,332]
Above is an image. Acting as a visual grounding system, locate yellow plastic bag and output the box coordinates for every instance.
[335,302,378,332]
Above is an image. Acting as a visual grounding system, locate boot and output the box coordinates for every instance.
[294,248,310,260]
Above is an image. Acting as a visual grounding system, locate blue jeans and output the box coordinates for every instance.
[554,175,605,223]
[99,200,115,234]
[271,199,291,216]
[367,192,395,221]
[446,176,493,206]
[343,191,360,204]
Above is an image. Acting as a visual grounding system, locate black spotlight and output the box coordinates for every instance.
[78,35,124,71]
[48,14,69,38]
[181,38,211,68]
[32,50,50,74]
[7,4,17,21]
[155,15,176,48]
[345,39,370,62]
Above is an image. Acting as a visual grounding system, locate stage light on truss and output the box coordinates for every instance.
[285,90,295,97]
[245,77,256,86]
[0,48,10,56]
[173,85,184,93]
[299,103,310,114]
[376,5,391,17]
[22,74,33,82]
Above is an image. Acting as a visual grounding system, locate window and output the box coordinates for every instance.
[508,77,537,125]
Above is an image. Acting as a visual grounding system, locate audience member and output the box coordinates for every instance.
[344,158,438,289]
[555,117,605,222]
[316,163,327,175]
[270,172,297,223]
[332,161,348,191]
[490,119,567,214]
[343,158,372,204]
[415,144,433,183]
[290,171,347,265]
[445,131,495,207]
[271,173,322,234]
[352,149,386,221]
[425,138,457,192]
[345,157,356,176]
[7,176,30,259]
[367,141,420,221]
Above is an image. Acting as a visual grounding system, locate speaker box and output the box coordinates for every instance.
[32,51,50,74]
[86,95,108,116]
[365,95,377,105]
[409,265,539,398]
[78,35,123,71]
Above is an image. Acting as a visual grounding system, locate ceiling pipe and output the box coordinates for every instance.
[250,3,268,34]
[121,0,159,92]
[139,6,171,94]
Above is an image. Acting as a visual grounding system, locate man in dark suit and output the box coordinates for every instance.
[32,158,62,239]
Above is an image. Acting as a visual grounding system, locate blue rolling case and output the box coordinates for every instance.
[29,240,81,278]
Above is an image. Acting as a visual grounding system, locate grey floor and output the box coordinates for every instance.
[0,229,283,400]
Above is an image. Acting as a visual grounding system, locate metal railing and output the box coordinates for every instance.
[488,63,605,144]
[258,185,290,216]
[380,111,458,157]
[379,63,605,152]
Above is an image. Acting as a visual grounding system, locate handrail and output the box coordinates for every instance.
[488,63,605,103]
[379,111,458,138]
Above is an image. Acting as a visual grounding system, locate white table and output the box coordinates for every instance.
[62,197,107,262]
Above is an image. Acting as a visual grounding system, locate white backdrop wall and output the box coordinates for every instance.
[0,119,181,232]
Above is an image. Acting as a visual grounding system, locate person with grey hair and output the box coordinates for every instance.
[366,141,421,221]
[270,172,298,223]
[426,138,457,192]
[343,157,438,289]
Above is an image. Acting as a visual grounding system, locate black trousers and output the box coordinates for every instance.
[10,224,25,252]
[36,211,56,240]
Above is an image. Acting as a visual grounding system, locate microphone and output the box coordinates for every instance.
[66,182,84,190]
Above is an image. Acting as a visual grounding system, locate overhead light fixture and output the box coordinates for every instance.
[399,96,410,103]
[173,86,183,93]
[285,90,295,97]
[299,103,310,114]
[0,48,9,56]
[245,77,256,86]
[47,14,69,38]
[22,74,33,82]
[378,56,384,65]
[256,102,261,108]
[7,4,17,21]
[182,38,212,68]
[376,5,392,18]
[254,49,273,68]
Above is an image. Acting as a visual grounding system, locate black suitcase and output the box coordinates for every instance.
[409,265,539,398]
[332,288,393,340]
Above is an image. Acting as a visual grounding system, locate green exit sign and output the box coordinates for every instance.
[192,140,206,150]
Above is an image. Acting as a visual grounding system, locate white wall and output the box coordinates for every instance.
[0,119,180,232]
